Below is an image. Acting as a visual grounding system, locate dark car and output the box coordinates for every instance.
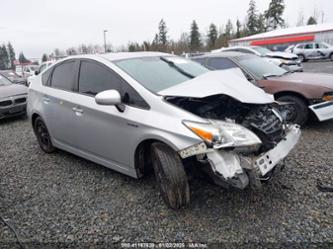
[0,73,28,119]
[0,70,28,86]
[193,52,333,125]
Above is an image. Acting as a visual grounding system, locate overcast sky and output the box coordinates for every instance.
[1,0,332,58]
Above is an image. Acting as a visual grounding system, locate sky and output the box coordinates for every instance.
[0,0,332,58]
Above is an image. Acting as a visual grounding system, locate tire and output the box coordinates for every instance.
[33,117,56,153]
[298,54,306,63]
[277,95,309,126]
[151,142,190,209]
[330,53,333,61]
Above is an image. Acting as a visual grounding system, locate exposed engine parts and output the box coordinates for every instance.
[166,94,285,153]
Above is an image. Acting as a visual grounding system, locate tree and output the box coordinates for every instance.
[18,52,30,64]
[225,19,234,39]
[257,14,267,33]
[247,0,258,35]
[307,16,317,25]
[236,19,242,38]
[158,19,168,46]
[189,20,201,51]
[207,23,218,49]
[296,10,305,26]
[265,0,285,30]
[0,44,10,70]
[7,42,16,69]
[42,54,48,62]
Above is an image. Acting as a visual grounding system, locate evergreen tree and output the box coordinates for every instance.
[265,0,285,30]
[207,23,218,49]
[158,19,168,46]
[42,54,48,62]
[236,19,242,38]
[18,52,30,64]
[7,42,16,69]
[190,20,201,52]
[225,19,234,38]
[0,44,10,70]
[247,0,258,35]
[257,14,267,33]
[307,16,317,25]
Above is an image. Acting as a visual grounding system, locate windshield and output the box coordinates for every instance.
[114,56,209,93]
[238,56,287,79]
[0,74,12,86]
[251,47,272,56]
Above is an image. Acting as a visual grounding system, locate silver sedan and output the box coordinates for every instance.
[27,52,300,209]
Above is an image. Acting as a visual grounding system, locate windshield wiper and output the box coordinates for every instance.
[263,74,280,79]
[160,57,195,79]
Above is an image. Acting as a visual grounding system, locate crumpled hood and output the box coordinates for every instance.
[266,51,298,60]
[159,69,274,104]
[278,72,333,89]
[0,84,28,99]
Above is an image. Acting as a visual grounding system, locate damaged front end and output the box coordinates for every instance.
[167,94,301,190]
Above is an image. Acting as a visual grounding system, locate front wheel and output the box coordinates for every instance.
[34,117,56,153]
[151,142,190,209]
[277,95,309,126]
[330,53,333,61]
[298,54,306,62]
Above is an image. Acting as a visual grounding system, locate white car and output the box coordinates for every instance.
[291,42,333,62]
[35,61,55,75]
[216,46,303,72]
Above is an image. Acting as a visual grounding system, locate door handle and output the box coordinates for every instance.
[72,107,84,115]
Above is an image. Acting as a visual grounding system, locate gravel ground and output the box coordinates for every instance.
[0,115,332,248]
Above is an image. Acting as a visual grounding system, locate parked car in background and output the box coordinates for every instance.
[28,52,300,209]
[291,42,333,62]
[0,70,28,86]
[193,52,333,125]
[16,65,39,78]
[216,46,303,72]
[0,73,28,119]
[35,61,55,75]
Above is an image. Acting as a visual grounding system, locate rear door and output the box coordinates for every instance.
[42,60,81,147]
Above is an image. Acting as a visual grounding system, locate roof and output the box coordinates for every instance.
[230,23,333,43]
[193,51,252,59]
[100,51,170,61]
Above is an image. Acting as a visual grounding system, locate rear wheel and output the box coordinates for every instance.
[330,53,333,61]
[151,142,190,209]
[34,117,56,153]
[277,95,309,126]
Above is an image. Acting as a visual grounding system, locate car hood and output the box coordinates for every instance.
[277,72,333,89]
[266,51,298,60]
[159,69,274,104]
[0,84,28,98]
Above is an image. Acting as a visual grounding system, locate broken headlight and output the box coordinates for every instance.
[183,120,262,149]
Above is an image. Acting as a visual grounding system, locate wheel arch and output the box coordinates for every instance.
[133,138,180,179]
[274,91,310,105]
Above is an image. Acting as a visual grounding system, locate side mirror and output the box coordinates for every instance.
[95,89,122,106]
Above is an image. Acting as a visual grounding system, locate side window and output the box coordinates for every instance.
[42,68,52,85]
[319,43,328,49]
[193,58,206,66]
[304,44,314,49]
[78,61,149,109]
[207,58,237,70]
[50,61,76,90]
[315,43,320,49]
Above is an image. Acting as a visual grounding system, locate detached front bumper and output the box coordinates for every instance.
[180,125,301,189]
[309,101,333,122]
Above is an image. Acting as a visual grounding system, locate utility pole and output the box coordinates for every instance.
[103,30,108,53]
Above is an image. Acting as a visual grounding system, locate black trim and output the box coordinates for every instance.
[313,102,333,110]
